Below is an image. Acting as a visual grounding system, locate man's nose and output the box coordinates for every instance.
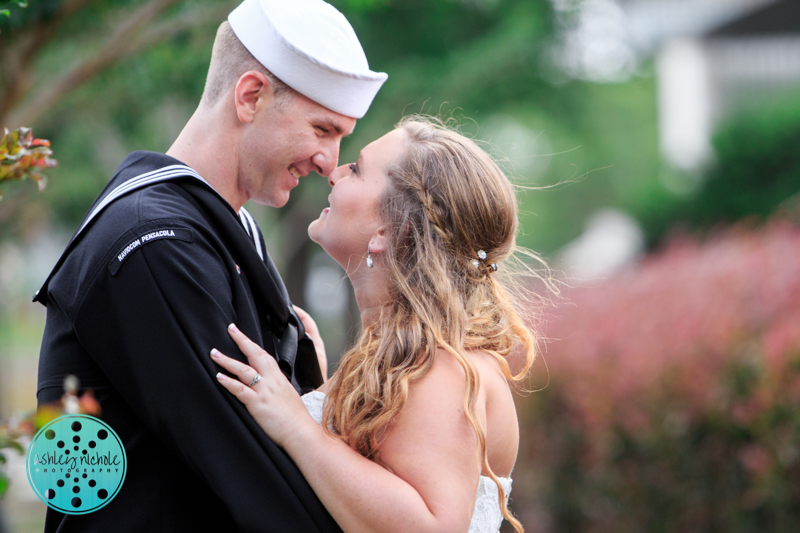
[311,140,340,178]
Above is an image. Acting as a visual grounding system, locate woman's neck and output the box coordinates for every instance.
[347,258,391,330]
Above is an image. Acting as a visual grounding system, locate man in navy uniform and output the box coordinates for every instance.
[34,0,386,530]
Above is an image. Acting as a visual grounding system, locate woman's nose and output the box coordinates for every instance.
[327,164,346,188]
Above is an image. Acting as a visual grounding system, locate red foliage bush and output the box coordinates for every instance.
[511,221,800,533]
[547,220,800,436]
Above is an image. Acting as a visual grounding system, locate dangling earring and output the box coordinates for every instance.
[366,244,374,268]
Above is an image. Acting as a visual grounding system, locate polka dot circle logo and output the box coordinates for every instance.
[26,415,126,514]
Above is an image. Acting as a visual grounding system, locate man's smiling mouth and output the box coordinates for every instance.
[288,165,301,179]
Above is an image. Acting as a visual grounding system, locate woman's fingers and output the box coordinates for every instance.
[292,306,327,380]
[293,305,312,325]
[210,348,261,388]
[215,371,258,403]
[293,306,321,337]
[210,349,259,404]
[227,323,273,373]
[212,327,316,449]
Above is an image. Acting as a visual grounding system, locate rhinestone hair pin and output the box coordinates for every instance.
[472,250,498,272]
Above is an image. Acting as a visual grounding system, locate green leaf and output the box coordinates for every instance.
[0,127,57,195]
[1,9,10,16]
[7,441,24,455]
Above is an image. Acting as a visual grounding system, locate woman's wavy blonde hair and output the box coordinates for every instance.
[323,115,543,532]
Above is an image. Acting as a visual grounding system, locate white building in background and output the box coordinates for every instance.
[551,0,800,170]
[557,209,645,280]
[657,39,715,171]
[550,0,800,277]
[655,0,800,170]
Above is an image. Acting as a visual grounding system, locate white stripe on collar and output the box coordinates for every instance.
[239,207,264,260]
[75,164,264,261]
[239,210,252,237]
[78,165,207,236]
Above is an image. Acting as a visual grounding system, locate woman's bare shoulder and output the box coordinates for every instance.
[375,348,486,531]
[407,347,515,410]
[466,349,520,477]
[383,347,519,478]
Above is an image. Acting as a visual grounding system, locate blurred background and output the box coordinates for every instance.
[1,0,799,531]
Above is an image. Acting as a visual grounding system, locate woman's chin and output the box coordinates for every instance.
[307,219,322,243]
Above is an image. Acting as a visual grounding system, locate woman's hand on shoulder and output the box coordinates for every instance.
[211,323,317,448]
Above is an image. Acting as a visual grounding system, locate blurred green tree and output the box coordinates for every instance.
[638,91,800,244]
[0,0,236,229]
[1,0,669,258]
[0,1,28,21]
[0,0,234,129]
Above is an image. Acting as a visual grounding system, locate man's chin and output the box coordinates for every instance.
[252,190,290,208]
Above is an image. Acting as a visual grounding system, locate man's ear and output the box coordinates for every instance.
[368,226,389,254]
[234,71,273,123]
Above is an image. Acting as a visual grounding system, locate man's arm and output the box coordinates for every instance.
[60,220,340,533]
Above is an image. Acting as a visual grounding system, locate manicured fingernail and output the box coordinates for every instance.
[216,372,226,381]
[210,348,220,359]
[228,323,238,332]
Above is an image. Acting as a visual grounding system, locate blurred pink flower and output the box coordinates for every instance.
[739,444,772,477]
[541,221,800,437]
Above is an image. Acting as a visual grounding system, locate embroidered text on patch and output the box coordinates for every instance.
[110,227,193,275]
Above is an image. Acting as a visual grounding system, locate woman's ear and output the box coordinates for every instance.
[234,71,272,123]
[368,226,389,254]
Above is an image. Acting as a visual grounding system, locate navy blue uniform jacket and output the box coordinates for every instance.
[34,152,340,532]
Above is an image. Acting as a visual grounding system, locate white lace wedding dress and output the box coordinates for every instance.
[302,391,512,533]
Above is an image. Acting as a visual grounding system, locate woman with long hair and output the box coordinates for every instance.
[211,115,545,533]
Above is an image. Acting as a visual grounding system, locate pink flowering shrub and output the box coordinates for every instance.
[511,221,800,533]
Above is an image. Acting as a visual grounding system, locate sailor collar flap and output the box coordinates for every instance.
[32,152,322,391]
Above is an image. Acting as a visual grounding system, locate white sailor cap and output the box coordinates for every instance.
[228,0,388,119]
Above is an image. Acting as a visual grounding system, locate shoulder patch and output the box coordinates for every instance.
[109,227,193,276]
